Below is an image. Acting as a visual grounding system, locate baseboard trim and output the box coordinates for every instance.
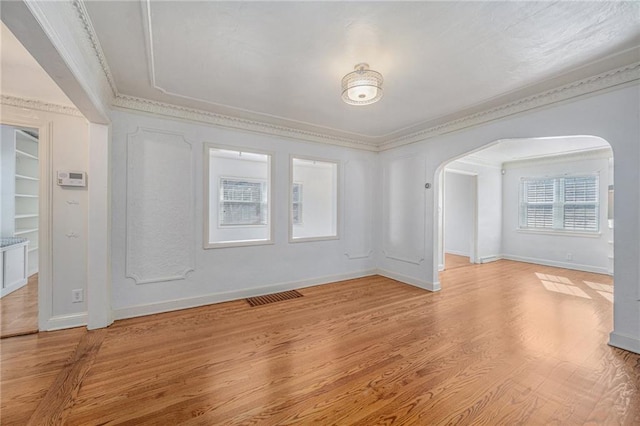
[44,312,88,331]
[609,331,640,355]
[501,254,608,275]
[479,255,501,264]
[113,269,378,320]
[376,268,440,292]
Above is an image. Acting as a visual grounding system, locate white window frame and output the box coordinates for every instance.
[518,174,600,235]
[204,143,274,249]
[289,155,340,243]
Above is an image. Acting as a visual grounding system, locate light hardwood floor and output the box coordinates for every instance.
[444,253,473,270]
[1,261,638,425]
[0,274,38,338]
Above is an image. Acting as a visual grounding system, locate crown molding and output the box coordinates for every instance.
[1,95,83,118]
[71,0,117,98]
[70,0,638,152]
[112,94,378,151]
[380,62,640,151]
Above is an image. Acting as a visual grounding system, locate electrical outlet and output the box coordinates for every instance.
[566,253,573,261]
[72,289,83,303]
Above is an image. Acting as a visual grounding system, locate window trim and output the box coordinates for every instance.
[203,143,275,249]
[292,182,303,225]
[518,174,600,235]
[289,155,340,243]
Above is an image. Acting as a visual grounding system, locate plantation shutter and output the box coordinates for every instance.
[563,176,598,231]
[522,179,554,229]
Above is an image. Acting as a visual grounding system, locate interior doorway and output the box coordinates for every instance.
[1,124,40,337]
[442,170,477,270]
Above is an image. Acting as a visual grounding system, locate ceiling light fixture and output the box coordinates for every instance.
[341,63,383,106]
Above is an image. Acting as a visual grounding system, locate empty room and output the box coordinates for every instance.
[1,1,639,424]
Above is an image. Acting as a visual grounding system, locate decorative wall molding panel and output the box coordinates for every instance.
[126,128,195,284]
[64,1,639,151]
[382,155,426,265]
[343,159,374,260]
[1,95,83,117]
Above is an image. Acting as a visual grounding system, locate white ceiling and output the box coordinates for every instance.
[452,136,611,168]
[0,21,74,107]
[84,1,640,143]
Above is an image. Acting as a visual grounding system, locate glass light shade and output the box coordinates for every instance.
[341,63,383,106]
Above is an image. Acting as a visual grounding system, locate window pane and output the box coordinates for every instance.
[291,158,338,240]
[526,205,553,229]
[564,205,598,231]
[564,176,598,203]
[207,147,271,247]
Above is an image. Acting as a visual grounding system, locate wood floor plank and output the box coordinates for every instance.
[0,274,38,338]
[1,261,638,424]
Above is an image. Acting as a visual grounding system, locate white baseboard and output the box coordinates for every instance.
[0,278,28,298]
[501,254,608,275]
[609,331,640,355]
[113,269,378,320]
[44,312,87,331]
[479,255,501,264]
[376,268,440,292]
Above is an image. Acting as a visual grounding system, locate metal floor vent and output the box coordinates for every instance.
[246,290,303,307]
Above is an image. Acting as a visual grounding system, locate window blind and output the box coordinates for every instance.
[220,179,267,225]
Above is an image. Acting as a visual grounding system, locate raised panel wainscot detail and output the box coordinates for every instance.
[126,128,195,284]
[382,155,426,265]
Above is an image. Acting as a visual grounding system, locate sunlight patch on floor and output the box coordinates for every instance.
[540,280,591,299]
[597,291,614,303]
[535,272,573,284]
[584,281,613,293]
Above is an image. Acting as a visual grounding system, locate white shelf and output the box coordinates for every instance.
[15,228,38,235]
[15,174,39,181]
[16,149,38,160]
[15,194,39,198]
[14,214,38,219]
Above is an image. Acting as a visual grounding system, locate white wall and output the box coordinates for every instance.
[444,171,474,257]
[0,104,89,329]
[501,152,612,273]
[378,84,640,353]
[444,160,503,263]
[110,109,377,318]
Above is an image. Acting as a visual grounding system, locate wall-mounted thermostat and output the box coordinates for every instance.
[57,171,87,187]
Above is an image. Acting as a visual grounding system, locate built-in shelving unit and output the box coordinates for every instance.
[13,129,39,277]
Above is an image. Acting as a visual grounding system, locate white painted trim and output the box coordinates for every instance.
[503,147,612,169]
[609,331,640,355]
[62,2,640,150]
[113,269,377,320]
[87,123,112,329]
[203,143,275,249]
[1,95,82,117]
[44,312,87,331]
[501,254,608,275]
[376,268,440,292]
[515,229,602,239]
[382,251,425,266]
[344,250,374,260]
[478,255,501,264]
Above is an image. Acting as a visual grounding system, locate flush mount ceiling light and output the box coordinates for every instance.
[341,63,383,106]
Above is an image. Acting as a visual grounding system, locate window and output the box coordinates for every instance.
[290,157,339,241]
[292,183,303,225]
[219,178,267,226]
[205,146,273,248]
[520,175,599,233]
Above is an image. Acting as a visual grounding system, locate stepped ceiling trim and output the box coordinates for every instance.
[1,95,83,117]
[69,0,639,152]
